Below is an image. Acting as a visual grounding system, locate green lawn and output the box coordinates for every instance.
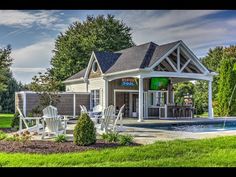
[195,112,208,118]
[0,114,13,128]
[195,112,222,118]
[1,136,236,167]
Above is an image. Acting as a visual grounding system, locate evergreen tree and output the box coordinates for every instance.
[194,45,236,116]
[0,45,12,92]
[0,73,23,113]
[217,57,236,116]
[0,45,24,113]
[194,81,208,115]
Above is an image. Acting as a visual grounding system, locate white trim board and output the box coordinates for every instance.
[84,52,104,80]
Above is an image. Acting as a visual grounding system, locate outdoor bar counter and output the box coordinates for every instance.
[147,104,194,119]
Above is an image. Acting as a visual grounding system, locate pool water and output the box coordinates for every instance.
[155,122,236,132]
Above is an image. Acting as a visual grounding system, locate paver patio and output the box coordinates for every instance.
[28,117,236,144]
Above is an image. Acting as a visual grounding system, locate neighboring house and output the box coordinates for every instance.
[63,40,216,121]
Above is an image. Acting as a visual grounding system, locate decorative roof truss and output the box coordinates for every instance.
[153,44,205,74]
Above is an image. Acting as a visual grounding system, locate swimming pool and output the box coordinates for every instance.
[127,120,236,132]
[155,122,236,132]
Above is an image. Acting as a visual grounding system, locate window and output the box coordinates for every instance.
[91,89,100,108]
[92,61,98,72]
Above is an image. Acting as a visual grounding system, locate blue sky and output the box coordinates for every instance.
[0,10,236,84]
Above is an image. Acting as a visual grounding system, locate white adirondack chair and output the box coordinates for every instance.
[89,105,103,124]
[112,104,125,132]
[92,105,103,113]
[80,105,86,114]
[16,107,43,133]
[80,105,88,114]
[41,105,68,139]
[96,105,115,133]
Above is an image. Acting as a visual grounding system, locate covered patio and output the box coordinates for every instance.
[104,41,217,122]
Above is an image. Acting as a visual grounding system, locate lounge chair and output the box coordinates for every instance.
[96,105,115,134]
[16,107,43,133]
[89,105,103,124]
[92,105,103,113]
[112,104,125,132]
[41,105,68,139]
[80,105,87,114]
[80,105,88,114]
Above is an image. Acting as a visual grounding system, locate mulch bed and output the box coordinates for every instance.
[0,140,140,154]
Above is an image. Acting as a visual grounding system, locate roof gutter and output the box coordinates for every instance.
[102,68,148,77]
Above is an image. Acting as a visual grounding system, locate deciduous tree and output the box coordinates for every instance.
[50,14,134,90]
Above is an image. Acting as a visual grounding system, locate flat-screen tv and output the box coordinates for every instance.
[150,77,169,90]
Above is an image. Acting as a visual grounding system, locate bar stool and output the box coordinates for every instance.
[179,107,185,119]
[173,107,180,119]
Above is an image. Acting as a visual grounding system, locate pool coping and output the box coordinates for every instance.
[124,118,236,128]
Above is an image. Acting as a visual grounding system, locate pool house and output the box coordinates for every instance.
[63,40,217,122]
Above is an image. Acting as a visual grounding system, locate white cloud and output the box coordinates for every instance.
[11,67,46,73]
[11,38,55,83]
[0,10,61,29]
[115,10,236,57]
[11,38,54,68]
[7,10,236,83]
[117,10,222,30]
[227,19,236,26]
[68,17,81,24]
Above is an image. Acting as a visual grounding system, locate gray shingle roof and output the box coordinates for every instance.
[64,40,181,81]
[94,51,121,73]
[65,67,86,81]
[105,40,180,73]
[105,42,153,73]
[148,40,180,67]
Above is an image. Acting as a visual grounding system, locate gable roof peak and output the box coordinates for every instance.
[159,40,181,46]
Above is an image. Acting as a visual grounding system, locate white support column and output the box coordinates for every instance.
[114,90,116,112]
[85,79,88,92]
[73,93,76,118]
[164,104,167,118]
[129,93,132,117]
[138,77,144,122]
[15,92,17,114]
[22,92,26,116]
[208,80,213,119]
[104,79,108,108]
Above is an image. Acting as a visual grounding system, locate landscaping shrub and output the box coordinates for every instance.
[106,132,119,142]
[0,131,7,140]
[20,131,32,142]
[73,113,96,146]
[5,131,31,142]
[11,111,20,130]
[5,134,20,141]
[55,134,67,143]
[101,133,109,140]
[101,132,134,145]
[118,134,134,145]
